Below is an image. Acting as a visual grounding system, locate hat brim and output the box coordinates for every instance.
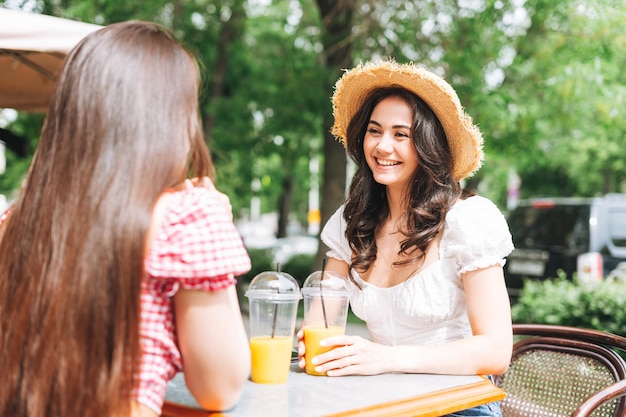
[331,60,484,181]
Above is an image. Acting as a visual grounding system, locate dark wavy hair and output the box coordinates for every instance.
[343,86,467,286]
[0,21,211,417]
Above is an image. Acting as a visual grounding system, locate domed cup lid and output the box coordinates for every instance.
[245,271,302,301]
[301,270,349,297]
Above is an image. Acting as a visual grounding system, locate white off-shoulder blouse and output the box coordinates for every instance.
[320,195,514,347]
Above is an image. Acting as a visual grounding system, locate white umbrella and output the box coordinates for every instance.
[0,8,102,112]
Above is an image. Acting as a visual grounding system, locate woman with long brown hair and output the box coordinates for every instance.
[297,60,513,416]
[0,21,251,417]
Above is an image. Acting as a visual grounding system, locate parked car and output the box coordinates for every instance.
[504,194,626,299]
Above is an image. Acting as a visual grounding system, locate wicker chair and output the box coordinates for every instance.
[495,324,626,417]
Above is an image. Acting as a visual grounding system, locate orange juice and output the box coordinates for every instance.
[250,336,293,384]
[304,325,345,376]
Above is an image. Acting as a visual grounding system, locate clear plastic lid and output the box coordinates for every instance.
[245,271,302,301]
[301,270,349,297]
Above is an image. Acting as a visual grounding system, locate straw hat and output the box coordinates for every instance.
[331,60,484,180]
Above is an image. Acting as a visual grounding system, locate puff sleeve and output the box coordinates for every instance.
[442,196,514,274]
[320,205,352,263]
[145,187,251,296]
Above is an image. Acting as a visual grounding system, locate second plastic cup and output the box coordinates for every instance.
[246,271,301,384]
[301,270,350,376]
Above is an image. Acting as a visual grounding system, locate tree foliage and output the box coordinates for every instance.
[1,0,624,234]
[500,0,626,199]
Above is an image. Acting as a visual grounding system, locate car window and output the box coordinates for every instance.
[609,208,626,248]
[508,204,590,250]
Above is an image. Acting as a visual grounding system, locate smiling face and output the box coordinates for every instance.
[363,96,418,192]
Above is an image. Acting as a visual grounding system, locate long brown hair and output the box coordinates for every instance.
[0,21,212,417]
[343,87,462,285]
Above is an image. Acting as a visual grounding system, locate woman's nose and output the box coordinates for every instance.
[376,132,394,153]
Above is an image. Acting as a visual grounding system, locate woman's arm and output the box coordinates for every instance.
[312,264,512,376]
[174,285,250,411]
[385,264,512,375]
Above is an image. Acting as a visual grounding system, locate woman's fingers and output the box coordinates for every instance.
[187,176,215,190]
[310,336,390,376]
[297,328,306,369]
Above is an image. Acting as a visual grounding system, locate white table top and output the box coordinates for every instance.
[165,364,501,417]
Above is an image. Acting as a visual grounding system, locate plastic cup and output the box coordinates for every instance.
[301,270,350,376]
[245,271,301,384]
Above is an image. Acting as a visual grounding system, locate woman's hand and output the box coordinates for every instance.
[296,327,306,369]
[297,331,392,376]
[182,176,212,189]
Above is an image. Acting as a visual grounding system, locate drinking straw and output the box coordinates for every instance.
[271,264,280,338]
[320,258,329,328]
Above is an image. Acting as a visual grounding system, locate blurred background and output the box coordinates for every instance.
[1,1,625,325]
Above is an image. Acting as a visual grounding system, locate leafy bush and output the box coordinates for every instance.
[512,272,626,337]
[236,248,273,313]
[240,248,274,283]
[236,250,314,313]
[238,249,315,285]
[283,253,315,286]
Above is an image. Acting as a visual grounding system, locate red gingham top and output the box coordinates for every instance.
[0,209,8,224]
[134,187,251,413]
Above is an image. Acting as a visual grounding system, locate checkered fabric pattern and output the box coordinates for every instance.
[133,187,251,413]
[0,189,250,413]
[0,209,8,224]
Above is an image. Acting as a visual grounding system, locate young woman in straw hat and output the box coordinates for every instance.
[0,21,250,417]
[297,60,513,417]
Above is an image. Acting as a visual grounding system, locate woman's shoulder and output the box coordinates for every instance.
[157,187,242,249]
[321,204,346,238]
[146,187,250,283]
[320,204,352,263]
[451,194,501,214]
[443,195,513,260]
[164,187,228,222]
[445,195,507,226]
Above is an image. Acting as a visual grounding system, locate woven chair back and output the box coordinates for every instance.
[495,325,626,417]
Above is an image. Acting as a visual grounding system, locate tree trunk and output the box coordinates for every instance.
[203,0,246,144]
[313,0,357,270]
[277,174,294,238]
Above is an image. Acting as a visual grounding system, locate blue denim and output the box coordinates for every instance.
[443,401,502,417]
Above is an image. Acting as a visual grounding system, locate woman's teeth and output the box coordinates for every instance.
[377,159,399,166]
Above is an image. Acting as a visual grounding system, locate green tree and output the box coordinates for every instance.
[2,0,625,234]
[498,0,626,198]
[311,0,357,268]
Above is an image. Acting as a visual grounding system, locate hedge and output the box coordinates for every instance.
[511,272,626,337]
